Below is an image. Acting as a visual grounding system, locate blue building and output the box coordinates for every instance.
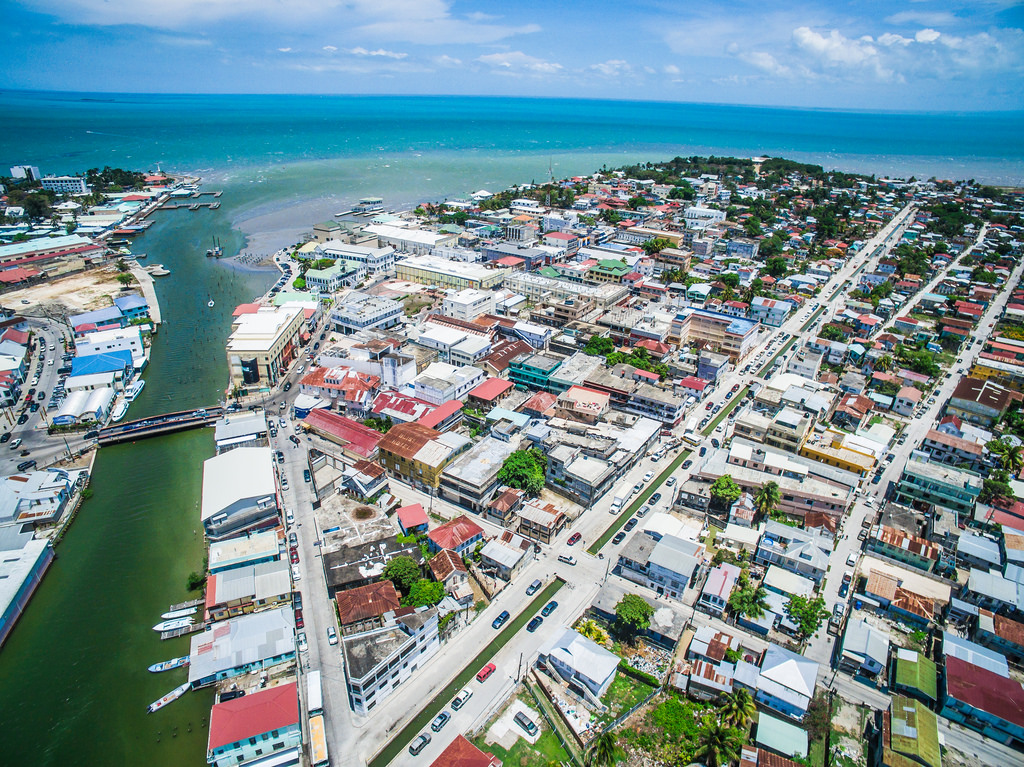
[69,349,134,379]
[113,293,150,322]
[207,681,301,767]
[189,607,296,688]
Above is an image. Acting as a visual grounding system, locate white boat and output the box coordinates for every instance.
[152,617,193,632]
[208,300,215,308]
[110,400,129,422]
[148,655,190,673]
[160,606,197,620]
[124,380,145,402]
[147,682,191,713]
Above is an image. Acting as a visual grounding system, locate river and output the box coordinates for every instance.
[0,204,274,766]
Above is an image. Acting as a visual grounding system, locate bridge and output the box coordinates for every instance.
[98,406,224,445]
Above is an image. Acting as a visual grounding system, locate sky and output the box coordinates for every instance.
[4,0,1023,111]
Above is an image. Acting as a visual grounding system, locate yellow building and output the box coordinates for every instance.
[226,306,305,388]
[799,430,877,477]
[376,422,471,490]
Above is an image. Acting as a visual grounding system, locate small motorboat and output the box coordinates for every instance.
[147,682,191,713]
[110,400,129,422]
[152,617,193,633]
[208,300,215,308]
[160,606,197,620]
[148,655,190,673]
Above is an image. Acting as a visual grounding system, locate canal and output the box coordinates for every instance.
[0,203,274,766]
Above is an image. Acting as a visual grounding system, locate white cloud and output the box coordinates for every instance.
[738,51,792,77]
[916,28,941,44]
[348,0,540,45]
[277,47,293,53]
[885,11,957,27]
[590,59,630,77]
[433,54,462,67]
[347,46,408,59]
[477,51,562,75]
[791,27,897,80]
[663,64,680,75]
[322,45,337,52]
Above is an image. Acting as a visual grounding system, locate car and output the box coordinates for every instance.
[636,505,650,518]
[666,475,678,485]
[219,689,245,702]
[291,564,301,581]
[527,616,543,633]
[699,446,707,457]
[725,391,733,400]
[633,482,643,494]
[514,711,539,736]
[26,388,35,398]
[838,581,849,598]
[47,360,53,366]
[711,439,720,448]
[842,570,853,584]
[492,610,510,630]
[612,531,626,544]
[885,453,895,463]
[526,578,543,595]
[541,600,558,617]
[279,418,287,428]
[430,712,451,732]
[283,381,292,392]
[624,518,638,532]
[857,529,868,541]
[281,478,289,491]
[303,469,311,483]
[833,603,846,619]
[320,332,327,340]
[871,474,882,484]
[731,383,740,392]
[290,548,299,564]
[846,553,858,567]
[29,403,38,412]
[292,591,302,610]
[17,459,36,472]
[294,608,304,628]
[297,632,308,653]
[37,392,45,400]
[712,404,721,414]
[0,434,9,444]
[557,554,577,566]
[642,471,654,483]
[9,438,22,450]
[451,689,473,711]
[276,451,285,464]
[705,402,713,410]
[288,532,298,547]
[680,459,692,470]
[17,414,28,425]
[289,435,300,446]
[408,733,431,756]
[476,663,496,682]
[327,626,338,645]
[650,492,662,504]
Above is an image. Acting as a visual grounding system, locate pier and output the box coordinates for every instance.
[160,201,222,211]
[167,597,203,613]
[160,621,208,641]
[97,406,223,445]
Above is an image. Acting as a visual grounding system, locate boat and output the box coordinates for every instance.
[134,252,147,259]
[110,400,129,422]
[160,606,197,620]
[148,655,190,673]
[208,300,215,308]
[147,682,191,713]
[206,236,223,257]
[124,380,145,402]
[152,617,193,632]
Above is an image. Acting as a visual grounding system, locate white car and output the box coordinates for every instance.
[297,632,308,653]
[292,564,301,581]
[642,471,654,483]
[451,688,473,710]
[327,626,338,645]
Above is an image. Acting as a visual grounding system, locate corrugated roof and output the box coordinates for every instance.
[208,681,298,751]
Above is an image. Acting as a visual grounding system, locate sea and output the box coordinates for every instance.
[0,91,1021,767]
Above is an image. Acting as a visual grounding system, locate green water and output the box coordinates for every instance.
[0,204,274,766]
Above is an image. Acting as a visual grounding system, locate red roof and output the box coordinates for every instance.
[232,302,261,316]
[372,391,436,421]
[302,410,382,457]
[0,267,39,283]
[429,735,502,767]
[336,581,401,625]
[429,515,484,550]
[545,232,574,241]
[397,503,429,529]
[944,656,1024,728]
[208,682,299,751]
[417,399,463,429]
[678,376,709,391]
[468,377,514,402]
[495,256,525,267]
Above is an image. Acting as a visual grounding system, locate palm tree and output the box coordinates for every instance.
[877,353,894,372]
[719,688,756,730]
[1000,444,1024,474]
[694,720,744,767]
[586,730,622,767]
[753,481,780,519]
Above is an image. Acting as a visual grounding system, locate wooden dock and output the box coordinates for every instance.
[168,597,204,612]
[161,621,208,641]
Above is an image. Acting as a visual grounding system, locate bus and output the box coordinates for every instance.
[309,713,329,767]
[307,669,323,716]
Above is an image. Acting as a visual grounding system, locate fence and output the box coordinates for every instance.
[601,684,662,733]
[528,671,585,765]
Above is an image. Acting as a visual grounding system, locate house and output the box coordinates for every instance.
[376,422,471,490]
[200,448,278,541]
[438,437,517,514]
[427,515,484,556]
[207,682,301,767]
[755,521,830,583]
[698,563,741,617]
[893,386,922,417]
[919,429,984,470]
[755,644,818,720]
[893,459,982,518]
[891,648,938,706]
[395,503,429,535]
[428,549,473,605]
[947,377,1021,427]
[975,609,1024,663]
[940,655,1024,747]
[617,533,702,600]
[840,617,891,678]
[755,712,809,761]
[204,560,292,622]
[517,499,569,544]
[877,696,941,767]
[188,607,296,687]
[336,580,402,636]
[479,530,534,580]
[429,735,502,767]
[867,526,940,572]
[540,628,620,704]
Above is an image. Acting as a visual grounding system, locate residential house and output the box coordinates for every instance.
[540,628,620,704]
[940,656,1024,747]
[376,422,471,490]
[207,682,301,767]
[200,448,278,541]
[427,515,484,557]
[755,644,818,721]
[617,533,703,600]
[840,617,891,678]
[428,549,473,605]
[335,580,402,636]
[877,696,942,767]
[698,563,741,617]
[755,521,830,583]
[947,377,1021,427]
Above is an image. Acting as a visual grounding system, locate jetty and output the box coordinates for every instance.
[167,597,203,613]
[129,265,163,324]
[160,621,207,641]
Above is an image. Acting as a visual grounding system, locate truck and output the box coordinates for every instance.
[610,495,626,514]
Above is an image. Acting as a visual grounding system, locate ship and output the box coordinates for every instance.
[124,380,145,402]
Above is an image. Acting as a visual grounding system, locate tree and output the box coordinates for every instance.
[727,571,768,619]
[381,556,421,595]
[744,216,763,238]
[754,481,780,518]
[720,273,740,289]
[615,593,654,635]
[803,692,832,741]
[765,256,788,277]
[584,335,616,357]
[292,276,306,290]
[719,688,756,730]
[877,354,894,372]
[627,196,648,210]
[819,324,846,342]
[710,475,743,509]
[22,193,52,220]
[642,237,671,256]
[402,579,444,607]
[987,440,1024,474]
[586,730,623,767]
[694,720,744,767]
[497,448,547,495]
[786,595,829,639]
[115,272,135,287]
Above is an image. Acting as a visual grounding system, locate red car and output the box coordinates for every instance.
[290,548,299,564]
[294,608,304,629]
[705,402,713,410]
[567,532,582,546]
[731,383,740,392]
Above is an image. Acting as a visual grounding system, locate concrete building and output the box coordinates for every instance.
[540,628,619,705]
[330,292,403,336]
[941,655,1024,747]
[200,447,278,541]
[376,422,471,490]
[188,607,296,687]
[207,682,301,767]
[321,240,395,272]
[412,362,485,405]
[227,306,305,388]
[669,308,758,363]
[365,224,456,255]
[947,377,1021,427]
[40,175,88,194]
[442,288,495,321]
[0,527,54,650]
[395,254,506,289]
[617,533,703,600]
[438,437,517,514]
[755,521,831,583]
[504,271,630,308]
[205,560,292,622]
[893,459,982,518]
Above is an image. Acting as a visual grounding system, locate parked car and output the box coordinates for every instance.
[492,610,510,630]
[290,548,299,564]
[541,600,558,617]
[303,469,311,483]
[711,438,720,448]
[699,446,707,457]
[9,438,22,450]
[624,518,638,532]
[283,381,292,392]
[526,579,542,596]
[514,711,539,737]
[681,460,692,470]
[294,608,304,628]
[650,492,662,504]
[408,733,431,756]
[297,632,308,653]
[0,433,9,443]
[642,471,654,483]
[612,531,626,544]
[327,626,338,645]
[527,616,543,633]
[636,505,650,518]
[430,712,450,732]
[557,554,577,566]
[291,564,301,581]
[476,663,496,682]
[451,689,473,710]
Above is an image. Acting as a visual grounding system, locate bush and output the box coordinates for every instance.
[618,660,660,688]
[186,571,206,591]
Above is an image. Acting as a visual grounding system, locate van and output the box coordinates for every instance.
[476,662,496,682]
[17,460,36,471]
[526,579,542,596]
[557,554,577,566]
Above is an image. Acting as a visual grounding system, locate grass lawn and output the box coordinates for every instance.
[470,725,570,766]
[402,294,433,317]
[807,733,828,767]
[598,674,656,724]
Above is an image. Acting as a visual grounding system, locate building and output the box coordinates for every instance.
[617,533,702,600]
[321,240,395,272]
[395,254,506,289]
[698,563,741,617]
[323,535,422,595]
[343,606,440,714]
[508,353,563,392]
[669,308,758,363]
[749,297,793,327]
[207,682,301,767]
[517,500,569,544]
[755,521,830,583]
[479,530,534,580]
[40,175,89,194]
[376,422,471,489]
[975,609,1024,663]
[366,224,457,255]
[429,735,502,767]
[504,271,630,309]
[540,628,619,704]
[442,288,496,321]
[227,306,304,388]
[941,655,1024,747]
[947,377,1021,427]
[868,526,941,572]
[438,437,517,514]
[919,429,984,470]
[755,644,818,721]
[412,361,485,405]
[208,530,281,574]
[336,580,402,636]
[0,468,75,529]
[878,696,941,767]
[0,527,54,650]
[427,515,484,556]
[200,448,278,541]
[330,292,403,335]
[840,617,890,678]
[301,410,382,461]
[205,560,292,621]
[893,459,982,518]
[188,607,296,687]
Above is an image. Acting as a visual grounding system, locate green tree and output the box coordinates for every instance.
[744,216,763,238]
[727,571,769,619]
[642,237,671,256]
[614,593,654,635]
[987,440,1024,474]
[720,273,740,289]
[803,692,832,741]
[381,556,421,595]
[584,335,616,357]
[754,481,780,518]
[719,688,756,730]
[765,256,788,277]
[22,193,52,220]
[694,719,744,767]
[786,595,829,639]
[115,272,135,287]
[292,276,306,290]
[710,475,743,509]
[586,730,623,767]
[627,196,649,210]
[115,258,129,272]
[402,579,444,607]
[819,324,846,342]
[497,448,547,495]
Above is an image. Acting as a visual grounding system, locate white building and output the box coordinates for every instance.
[75,327,145,367]
[540,628,619,704]
[442,288,495,321]
[321,240,396,273]
[412,362,485,405]
[365,224,457,255]
[200,447,278,541]
[40,175,89,195]
[330,292,403,335]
